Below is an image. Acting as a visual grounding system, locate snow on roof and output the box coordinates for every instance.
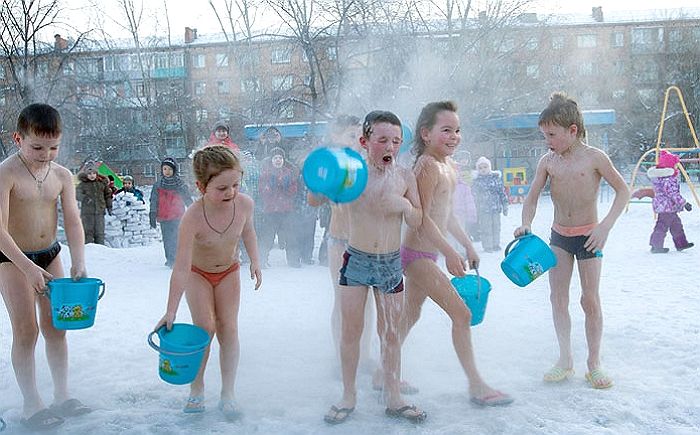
[543,7,700,26]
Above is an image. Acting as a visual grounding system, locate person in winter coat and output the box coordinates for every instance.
[114,175,144,204]
[76,161,113,244]
[453,160,478,244]
[207,120,240,152]
[258,147,298,267]
[472,156,509,252]
[149,157,193,267]
[648,150,694,253]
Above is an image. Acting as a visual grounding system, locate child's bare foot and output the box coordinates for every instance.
[372,369,419,394]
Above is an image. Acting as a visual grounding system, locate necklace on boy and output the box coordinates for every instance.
[17,153,51,191]
[202,199,236,235]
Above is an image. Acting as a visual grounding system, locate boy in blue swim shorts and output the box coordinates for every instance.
[323,111,425,425]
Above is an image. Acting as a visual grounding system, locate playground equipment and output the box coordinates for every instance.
[628,86,700,211]
[503,167,529,203]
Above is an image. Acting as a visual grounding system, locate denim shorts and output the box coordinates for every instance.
[338,245,404,294]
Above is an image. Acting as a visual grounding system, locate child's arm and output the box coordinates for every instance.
[240,196,262,290]
[0,178,54,292]
[402,169,422,228]
[155,209,196,331]
[307,192,328,207]
[59,168,87,279]
[584,151,630,252]
[515,155,548,237]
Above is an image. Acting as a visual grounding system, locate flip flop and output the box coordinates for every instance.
[324,405,354,425]
[470,391,514,407]
[218,400,241,421]
[183,395,205,414]
[20,408,64,431]
[585,369,613,389]
[50,398,92,417]
[372,380,420,395]
[543,366,575,383]
[385,405,427,423]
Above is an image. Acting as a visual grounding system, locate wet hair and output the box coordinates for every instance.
[16,103,62,138]
[362,110,401,139]
[330,114,361,136]
[538,92,586,139]
[192,145,243,189]
[412,101,458,160]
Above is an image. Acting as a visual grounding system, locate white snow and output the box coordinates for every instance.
[1,193,699,434]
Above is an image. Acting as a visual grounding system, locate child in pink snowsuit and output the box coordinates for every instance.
[648,150,694,253]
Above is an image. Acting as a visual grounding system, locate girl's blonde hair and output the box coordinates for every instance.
[192,145,243,189]
[538,92,586,139]
[412,100,458,161]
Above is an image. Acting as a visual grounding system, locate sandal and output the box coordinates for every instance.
[385,405,427,423]
[543,366,574,383]
[183,395,205,414]
[585,368,613,389]
[20,408,64,431]
[323,405,354,425]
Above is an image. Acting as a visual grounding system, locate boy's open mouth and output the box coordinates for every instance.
[382,155,393,163]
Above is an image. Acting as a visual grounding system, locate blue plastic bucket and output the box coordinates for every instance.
[47,278,105,330]
[148,324,211,385]
[451,271,491,326]
[500,233,557,287]
[302,147,368,203]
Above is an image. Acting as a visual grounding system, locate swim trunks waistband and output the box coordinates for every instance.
[552,222,597,237]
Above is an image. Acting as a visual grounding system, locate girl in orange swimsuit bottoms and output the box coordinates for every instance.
[154,145,262,421]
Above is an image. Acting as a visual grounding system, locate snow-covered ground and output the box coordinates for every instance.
[1,193,699,434]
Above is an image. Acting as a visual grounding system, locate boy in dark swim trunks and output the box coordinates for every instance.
[0,103,88,431]
[154,145,262,421]
[324,111,426,425]
[514,92,630,389]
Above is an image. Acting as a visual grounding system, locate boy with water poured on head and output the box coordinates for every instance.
[514,92,629,389]
[0,103,88,431]
[323,111,426,424]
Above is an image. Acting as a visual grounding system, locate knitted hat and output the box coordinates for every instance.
[83,161,97,173]
[161,157,177,174]
[476,156,492,171]
[213,120,229,132]
[269,147,285,159]
[657,150,679,169]
[122,175,134,183]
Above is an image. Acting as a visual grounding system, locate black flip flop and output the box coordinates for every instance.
[323,405,354,424]
[20,408,64,431]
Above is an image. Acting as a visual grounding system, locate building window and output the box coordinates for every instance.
[62,61,75,75]
[272,75,293,91]
[638,88,657,105]
[0,94,5,106]
[613,60,625,75]
[526,64,539,79]
[635,62,659,82]
[0,66,5,80]
[194,81,206,96]
[668,28,682,43]
[144,163,155,177]
[526,38,538,50]
[192,53,206,68]
[577,34,597,48]
[327,46,337,60]
[216,53,229,67]
[196,109,208,122]
[155,54,168,69]
[498,38,515,53]
[170,54,184,68]
[578,62,597,76]
[551,35,564,49]
[552,64,565,77]
[241,78,261,93]
[271,47,292,64]
[279,103,294,119]
[612,89,626,100]
[134,82,147,98]
[611,32,624,47]
[217,80,230,94]
[632,27,663,45]
[218,107,230,119]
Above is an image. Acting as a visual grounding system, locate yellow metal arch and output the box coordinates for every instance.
[628,86,700,211]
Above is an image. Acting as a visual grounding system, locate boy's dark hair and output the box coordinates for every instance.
[538,92,586,139]
[330,114,361,136]
[17,103,62,138]
[412,101,458,160]
[362,110,401,139]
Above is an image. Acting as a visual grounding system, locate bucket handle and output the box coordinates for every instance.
[43,279,106,300]
[147,328,210,357]
[503,233,533,258]
[474,268,482,301]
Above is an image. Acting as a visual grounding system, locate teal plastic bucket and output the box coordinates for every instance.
[47,278,105,330]
[501,233,557,287]
[302,147,368,203]
[148,324,211,385]
[451,271,491,326]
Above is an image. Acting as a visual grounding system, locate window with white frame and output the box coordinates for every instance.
[271,47,292,63]
[327,46,337,60]
[279,103,294,119]
[578,61,597,76]
[526,38,538,50]
[272,75,293,91]
[612,89,626,100]
[498,38,515,53]
[155,54,168,69]
[217,80,230,94]
[218,107,230,119]
[526,64,539,79]
[194,81,206,96]
[144,163,155,177]
[613,60,625,75]
[552,64,565,77]
[668,28,682,43]
[0,66,4,80]
[551,35,564,49]
[577,34,597,48]
[241,78,261,93]
[216,53,229,67]
[636,62,659,81]
[632,27,663,45]
[170,54,184,68]
[192,53,206,68]
[611,32,624,47]
[196,109,208,122]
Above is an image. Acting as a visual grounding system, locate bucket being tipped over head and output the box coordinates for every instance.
[148,324,211,385]
[451,270,491,326]
[302,147,368,203]
[500,233,557,287]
